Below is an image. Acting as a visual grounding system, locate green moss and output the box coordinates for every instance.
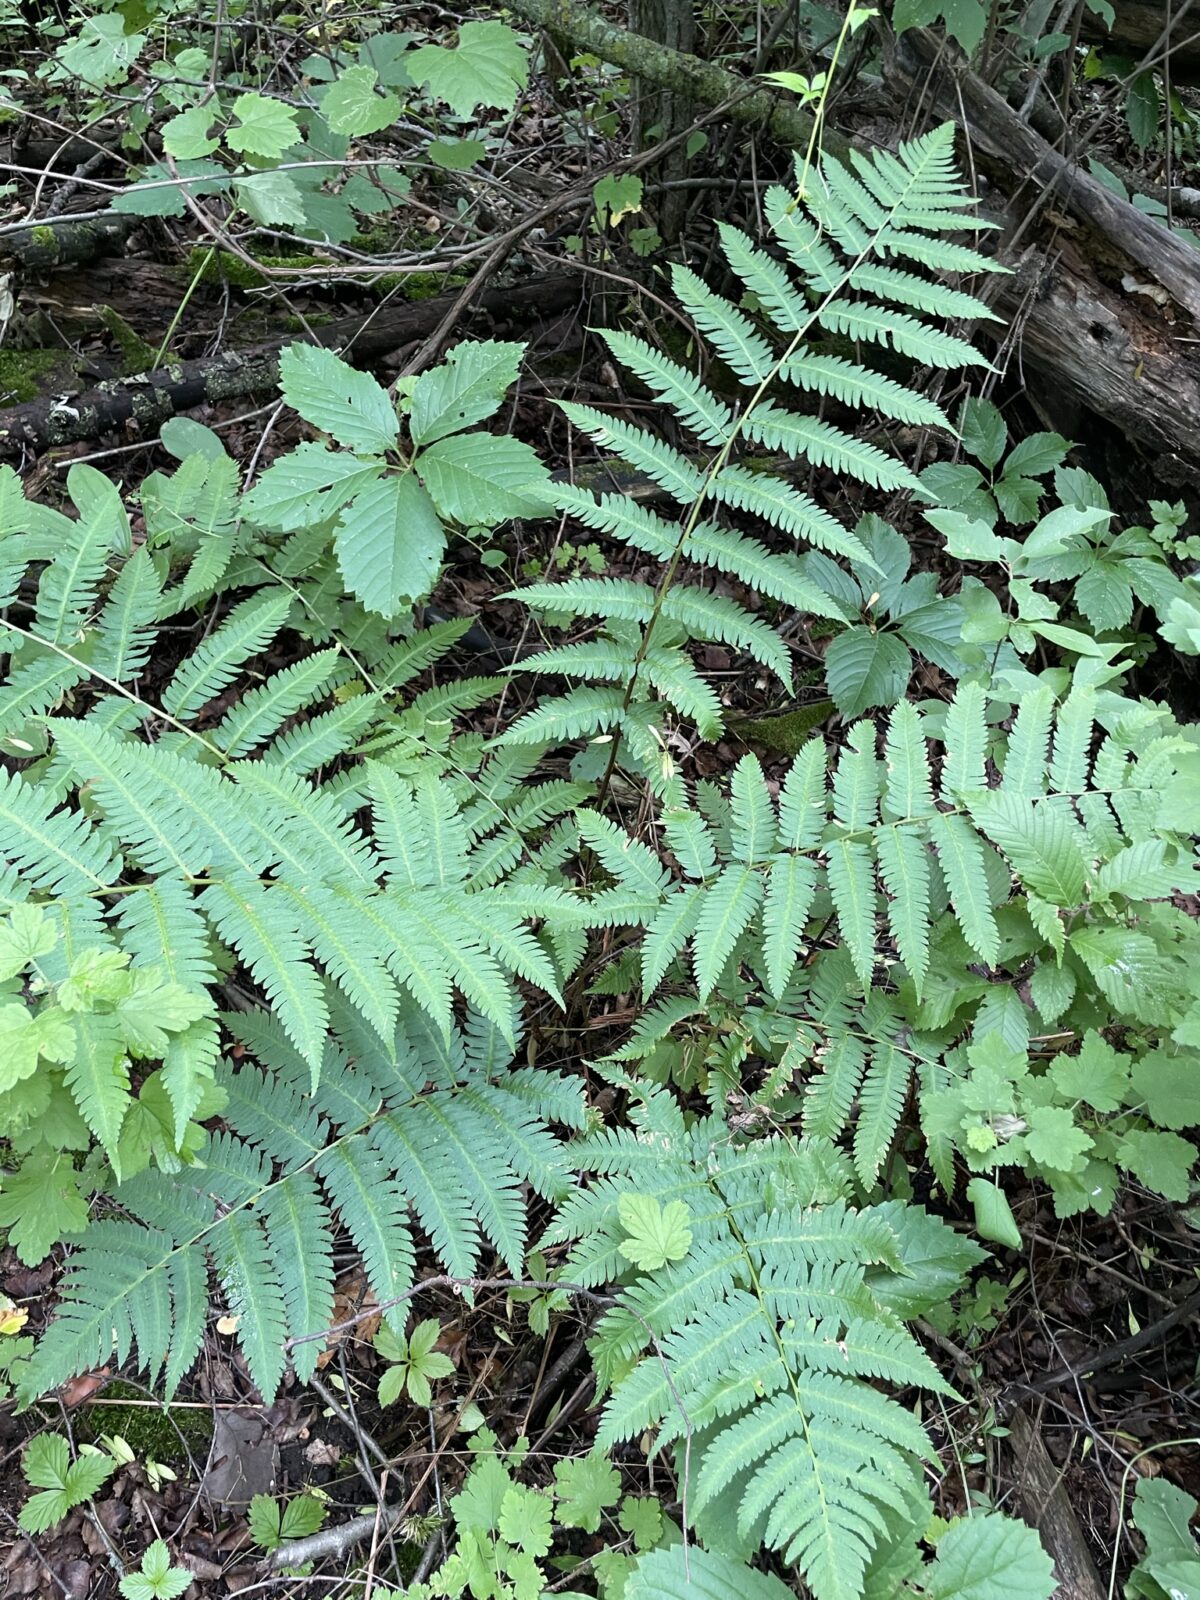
[98,307,157,375]
[182,247,316,290]
[30,224,58,249]
[77,1381,214,1461]
[0,347,66,402]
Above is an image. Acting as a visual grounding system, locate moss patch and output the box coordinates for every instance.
[78,1381,214,1463]
[183,246,317,291]
[98,307,157,375]
[0,347,71,403]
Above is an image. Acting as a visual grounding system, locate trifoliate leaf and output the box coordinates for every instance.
[417,433,550,524]
[824,627,911,716]
[225,94,301,159]
[20,1435,115,1534]
[497,1483,553,1557]
[959,396,1007,470]
[236,171,308,228]
[428,138,486,170]
[617,1193,692,1272]
[334,472,445,617]
[407,21,528,118]
[409,340,523,446]
[118,1539,193,1600]
[114,970,209,1057]
[618,1495,663,1551]
[553,1454,621,1533]
[113,161,230,218]
[1130,1050,1200,1130]
[279,1494,325,1541]
[247,1494,283,1549]
[1117,1128,1195,1201]
[322,66,403,134]
[0,1152,89,1264]
[161,104,219,159]
[1132,1477,1200,1573]
[1048,1031,1129,1113]
[0,1004,45,1093]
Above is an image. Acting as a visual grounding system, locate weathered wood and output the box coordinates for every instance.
[989,234,1200,473]
[0,273,580,458]
[889,28,1200,324]
[1005,1409,1108,1600]
[1079,1,1200,78]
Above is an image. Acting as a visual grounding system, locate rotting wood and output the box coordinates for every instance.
[1006,1409,1108,1600]
[0,272,580,458]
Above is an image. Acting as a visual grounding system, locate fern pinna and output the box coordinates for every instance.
[502,122,1003,765]
[22,1002,585,1404]
[544,1073,985,1600]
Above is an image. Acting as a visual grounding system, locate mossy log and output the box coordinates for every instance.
[0,214,135,271]
[0,272,579,457]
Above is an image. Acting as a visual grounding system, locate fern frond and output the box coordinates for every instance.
[801,1034,868,1141]
[693,864,762,999]
[780,351,950,428]
[0,765,117,895]
[557,402,705,501]
[852,1044,908,1189]
[210,646,342,757]
[762,854,818,999]
[708,465,873,567]
[742,402,919,492]
[199,875,330,1073]
[34,465,128,647]
[670,264,775,383]
[90,547,164,683]
[161,590,292,720]
[599,331,735,447]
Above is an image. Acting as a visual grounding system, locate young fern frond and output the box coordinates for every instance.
[505,124,1003,762]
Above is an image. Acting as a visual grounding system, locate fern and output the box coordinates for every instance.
[503,124,1002,768]
[23,1001,586,1401]
[611,680,1196,1010]
[544,1076,976,1600]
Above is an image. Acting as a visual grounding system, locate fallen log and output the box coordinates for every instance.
[0,272,580,458]
[0,214,135,271]
[889,27,1200,324]
[1005,1410,1107,1600]
[507,0,839,155]
[1079,0,1200,78]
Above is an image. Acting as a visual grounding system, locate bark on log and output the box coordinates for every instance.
[1079,1,1200,78]
[0,214,135,271]
[989,237,1200,476]
[889,28,1200,324]
[1005,1410,1107,1600]
[0,273,580,458]
[507,0,842,156]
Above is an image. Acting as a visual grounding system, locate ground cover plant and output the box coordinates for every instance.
[1,0,1199,1595]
